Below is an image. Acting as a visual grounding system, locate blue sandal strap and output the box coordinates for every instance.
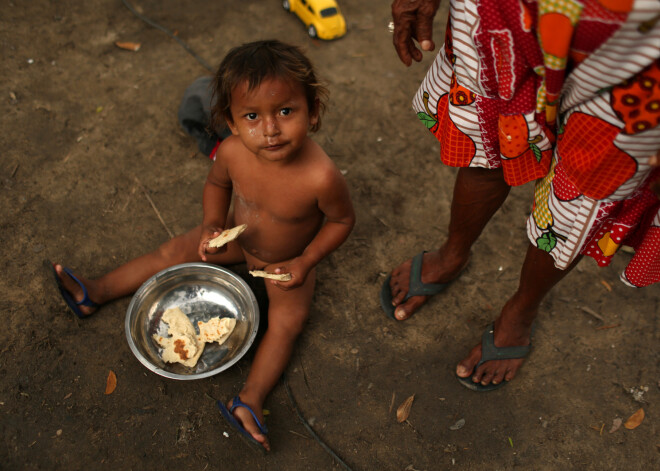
[229,396,268,434]
[62,267,98,308]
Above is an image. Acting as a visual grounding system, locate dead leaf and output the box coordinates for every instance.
[396,394,415,423]
[105,370,117,395]
[624,408,644,429]
[609,417,622,433]
[114,41,141,52]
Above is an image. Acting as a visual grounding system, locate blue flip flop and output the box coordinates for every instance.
[50,263,99,319]
[380,251,451,320]
[456,323,532,392]
[217,396,269,452]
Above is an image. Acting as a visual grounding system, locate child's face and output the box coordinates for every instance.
[227,77,319,163]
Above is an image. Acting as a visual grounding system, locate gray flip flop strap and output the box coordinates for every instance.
[477,323,531,368]
[406,251,448,299]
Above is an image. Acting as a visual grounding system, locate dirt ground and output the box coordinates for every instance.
[1,1,658,469]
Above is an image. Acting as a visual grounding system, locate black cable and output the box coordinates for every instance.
[121,0,214,72]
[283,373,354,471]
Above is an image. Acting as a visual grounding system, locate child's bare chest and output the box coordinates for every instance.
[231,167,320,222]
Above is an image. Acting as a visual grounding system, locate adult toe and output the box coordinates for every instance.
[456,344,482,379]
[393,295,427,321]
[490,367,507,385]
[478,366,497,385]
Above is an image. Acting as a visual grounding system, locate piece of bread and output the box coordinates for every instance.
[197,317,236,345]
[249,270,292,281]
[208,224,247,248]
[152,307,204,367]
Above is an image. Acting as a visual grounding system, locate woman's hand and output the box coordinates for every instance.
[391,0,441,66]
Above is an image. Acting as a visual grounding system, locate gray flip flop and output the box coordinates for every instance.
[380,251,450,320]
[457,323,531,392]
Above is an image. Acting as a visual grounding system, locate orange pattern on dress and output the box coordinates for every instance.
[499,114,552,185]
[431,93,477,167]
[538,12,574,58]
[597,0,634,14]
[611,60,660,135]
[558,112,637,200]
[449,74,476,106]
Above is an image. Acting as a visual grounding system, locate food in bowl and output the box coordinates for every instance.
[197,316,236,344]
[125,263,259,380]
[153,307,237,367]
[153,307,204,367]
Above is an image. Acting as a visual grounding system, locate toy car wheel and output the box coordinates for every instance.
[307,24,318,38]
[282,0,290,11]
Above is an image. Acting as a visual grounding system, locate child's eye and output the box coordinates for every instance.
[280,107,292,116]
[245,113,258,120]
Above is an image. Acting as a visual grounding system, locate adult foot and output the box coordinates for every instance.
[456,312,533,388]
[53,264,99,317]
[226,396,270,452]
[387,248,468,321]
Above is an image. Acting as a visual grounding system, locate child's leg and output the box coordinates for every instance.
[54,225,245,316]
[456,243,581,386]
[225,268,316,451]
[388,166,511,320]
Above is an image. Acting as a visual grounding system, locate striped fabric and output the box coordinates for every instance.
[413,0,660,287]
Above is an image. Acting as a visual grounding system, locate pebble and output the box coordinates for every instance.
[449,418,465,430]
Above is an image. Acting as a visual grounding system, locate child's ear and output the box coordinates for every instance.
[309,98,320,128]
[225,116,239,136]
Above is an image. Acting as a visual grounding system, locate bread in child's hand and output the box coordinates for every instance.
[249,270,292,281]
[208,224,247,248]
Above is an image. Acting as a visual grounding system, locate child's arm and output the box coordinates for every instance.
[272,165,355,289]
[198,146,233,261]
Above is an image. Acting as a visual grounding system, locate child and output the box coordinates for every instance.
[52,40,355,451]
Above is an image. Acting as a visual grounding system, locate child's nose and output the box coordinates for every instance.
[263,117,280,136]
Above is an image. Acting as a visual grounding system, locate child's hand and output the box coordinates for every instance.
[198,226,226,261]
[266,257,311,291]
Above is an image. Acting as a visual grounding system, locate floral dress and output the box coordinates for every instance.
[413,0,660,286]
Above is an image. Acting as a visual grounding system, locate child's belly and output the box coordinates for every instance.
[233,206,322,264]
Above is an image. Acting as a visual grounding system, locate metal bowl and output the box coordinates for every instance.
[125,263,259,380]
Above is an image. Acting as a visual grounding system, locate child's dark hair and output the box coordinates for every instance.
[211,40,328,133]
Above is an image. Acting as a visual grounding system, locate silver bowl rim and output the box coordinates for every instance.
[125,262,259,380]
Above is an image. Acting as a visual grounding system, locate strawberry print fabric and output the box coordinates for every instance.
[413,0,660,287]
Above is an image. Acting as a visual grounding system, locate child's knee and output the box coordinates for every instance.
[268,308,308,338]
[156,236,193,265]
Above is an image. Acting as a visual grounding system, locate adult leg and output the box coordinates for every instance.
[225,268,316,451]
[388,166,511,320]
[456,244,581,386]
[54,225,245,316]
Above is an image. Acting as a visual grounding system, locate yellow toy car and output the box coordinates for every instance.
[282,0,346,40]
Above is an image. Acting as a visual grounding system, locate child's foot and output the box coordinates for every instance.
[387,247,468,321]
[225,396,270,451]
[53,264,100,317]
[456,310,533,388]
